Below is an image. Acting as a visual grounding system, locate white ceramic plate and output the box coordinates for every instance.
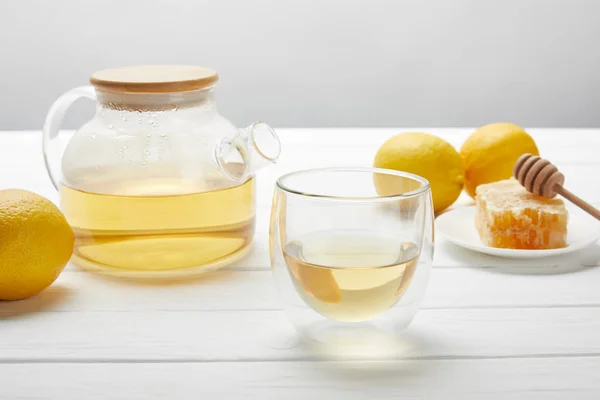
[436,206,600,259]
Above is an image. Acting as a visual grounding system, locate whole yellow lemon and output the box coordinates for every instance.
[461,123,539,198]
[0,189,74,300]
[373,132,465,214]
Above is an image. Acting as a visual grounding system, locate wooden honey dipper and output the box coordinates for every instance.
[514,154,600,220]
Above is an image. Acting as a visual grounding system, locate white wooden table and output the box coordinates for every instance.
[1,129,600,399]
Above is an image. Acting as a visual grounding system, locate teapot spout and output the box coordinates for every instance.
[215,122,281,181]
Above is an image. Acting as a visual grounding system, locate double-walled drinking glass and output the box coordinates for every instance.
[269,168,434,343]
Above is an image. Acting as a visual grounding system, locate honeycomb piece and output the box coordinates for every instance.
[475,179,568,249]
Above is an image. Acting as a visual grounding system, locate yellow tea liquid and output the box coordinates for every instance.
[60,176,255,276]
[284,231,419,322]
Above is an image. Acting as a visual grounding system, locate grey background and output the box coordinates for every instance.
[1,0,599,129]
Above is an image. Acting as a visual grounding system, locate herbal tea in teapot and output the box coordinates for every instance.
[60,171,255,275]
[43,66,280,278]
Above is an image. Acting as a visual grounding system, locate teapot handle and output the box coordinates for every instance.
[42,86,96,190]
[215,121,281,181]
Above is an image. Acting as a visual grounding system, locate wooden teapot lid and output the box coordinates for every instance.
[90,65,218,93]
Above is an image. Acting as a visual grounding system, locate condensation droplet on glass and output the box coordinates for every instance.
[94,166,99,170]
[91,132,96,139]
[122,116,128,121]
[127,160,132,164]
[147,118,155,125]
[160,133,167,138]
[142,160,148,165]
[112,139,117,144]
[108,124,114,129]
[147,133,152,138]
[144,150,151,155]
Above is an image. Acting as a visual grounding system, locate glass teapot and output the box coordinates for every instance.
[42,65,281,279]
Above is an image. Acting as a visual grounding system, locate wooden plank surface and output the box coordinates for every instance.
[2,308,600,361]
[1,129,599,399]
[2,265,600,314]
[1,357,599,400]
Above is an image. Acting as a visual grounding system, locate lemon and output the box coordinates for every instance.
[0,189,74,300]
[461,123,539,198]
[373,132,465,214]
